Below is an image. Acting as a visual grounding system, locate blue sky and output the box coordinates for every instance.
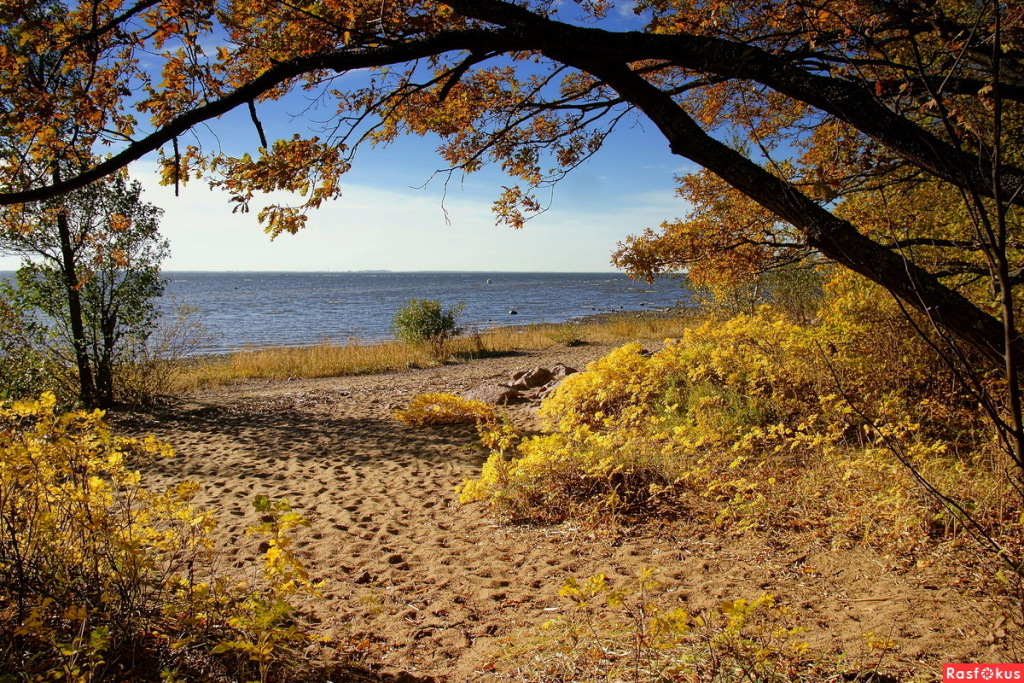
[0,118,694,273]
[1,2,697,272]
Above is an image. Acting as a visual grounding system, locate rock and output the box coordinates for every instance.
[550,363,577,379]
[462,384,522,405]
[536,378,568,399]
[509,366,554,390]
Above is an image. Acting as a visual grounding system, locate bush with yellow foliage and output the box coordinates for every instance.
[0,393,321,682]
[394,392,496,426]
[459,301,1014,548]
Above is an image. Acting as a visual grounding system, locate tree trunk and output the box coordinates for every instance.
[96,310,117,408]
[568,57,1021,370]
[53,169,98,408]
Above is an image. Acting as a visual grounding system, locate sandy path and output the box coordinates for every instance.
[126,343,1013,681]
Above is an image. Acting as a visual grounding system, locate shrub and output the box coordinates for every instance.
[687,261,827,324]
[459,427,678,522]
[548,321,586,346]
[502,569,817,682]
[391,298,464,357]
[114,303,212,405]
[0,393,321,682]
[459,308,1007,539]
[1,175,169,408]
[394,392,495,426]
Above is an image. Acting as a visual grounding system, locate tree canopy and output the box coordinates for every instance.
[1,0,1022,369]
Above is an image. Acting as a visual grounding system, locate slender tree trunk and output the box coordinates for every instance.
[96,312,116,407]
[989,11,1024,474]
[53,168,97,407]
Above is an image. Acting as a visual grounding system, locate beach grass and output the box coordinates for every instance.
[173,310,699,390]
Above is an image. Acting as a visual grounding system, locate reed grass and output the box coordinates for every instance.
[173,311,699,391]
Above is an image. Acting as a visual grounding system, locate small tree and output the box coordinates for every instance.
[392,298,464,358]
[0,173,168,408]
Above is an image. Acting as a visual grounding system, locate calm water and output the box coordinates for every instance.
[161,271,687,354]
[0,270,688,354]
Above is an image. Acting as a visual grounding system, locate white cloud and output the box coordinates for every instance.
[1,150,689,273]
[123,161,685,272]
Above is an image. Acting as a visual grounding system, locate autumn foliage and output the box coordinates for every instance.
[394,392,495,426]
[0,394,321,682]
[3,0,1024,671]
[459,285,1018,555]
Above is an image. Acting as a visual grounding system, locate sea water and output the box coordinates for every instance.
[0,270,688,354]
[160,271,688,354]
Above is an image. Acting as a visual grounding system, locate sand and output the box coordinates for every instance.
[124,342,1017,682]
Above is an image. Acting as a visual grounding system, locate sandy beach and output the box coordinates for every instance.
[122,341,1012,682]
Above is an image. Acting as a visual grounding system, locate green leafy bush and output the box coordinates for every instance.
[548,321,586,346]
[391,298,464,357]
[1,174,169,408]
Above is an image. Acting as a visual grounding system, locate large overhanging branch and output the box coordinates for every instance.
[561,54,1016,368]
[5,1,1022,211]
[0,28,532,206]
[445,0,1024,207]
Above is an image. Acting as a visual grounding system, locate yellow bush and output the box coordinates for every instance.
[459,427,678,521]
[537,312,837,439]
[394,392,495,426]
[538,342,667,432]
[0,393,321,682]
[460,308,1007,536]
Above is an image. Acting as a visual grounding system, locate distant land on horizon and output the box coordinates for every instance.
[2,269,636,275]
[160,269,630,275]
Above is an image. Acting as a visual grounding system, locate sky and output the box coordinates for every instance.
[0,2,697,273]
[0,118,694,273]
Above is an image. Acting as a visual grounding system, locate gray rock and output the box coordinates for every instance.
[462,384,522,405]
[509,366,554,390]
[550,363,577,379]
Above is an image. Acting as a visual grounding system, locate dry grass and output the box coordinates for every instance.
[172,312,698,391]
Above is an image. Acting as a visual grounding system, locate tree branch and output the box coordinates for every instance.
[444,0,1024,206]
[554,53,1017,367]
[0,29,531,206]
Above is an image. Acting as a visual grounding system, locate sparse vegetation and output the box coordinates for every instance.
[501,570,819,682]
[169,313,696,390]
